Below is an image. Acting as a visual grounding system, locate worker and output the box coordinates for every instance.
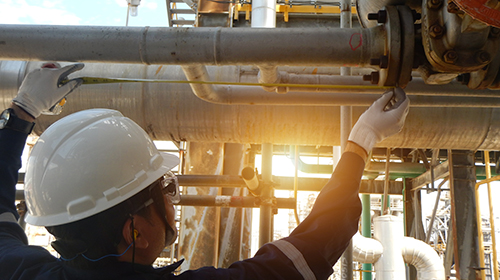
[0,63,409,279]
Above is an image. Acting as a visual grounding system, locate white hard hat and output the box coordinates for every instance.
[24,109,179,227]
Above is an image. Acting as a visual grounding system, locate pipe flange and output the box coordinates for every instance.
[421,0,500,73]
[397,5,415,88]
[378,6,401,87]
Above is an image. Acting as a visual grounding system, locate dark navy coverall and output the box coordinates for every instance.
[0,128,363,280]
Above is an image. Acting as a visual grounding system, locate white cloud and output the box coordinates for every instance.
[114,0,128,8]
[144,1,157,9]
[42,0,62,8]
[0,0,81,25]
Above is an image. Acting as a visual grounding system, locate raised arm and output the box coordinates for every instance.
[0,63,83,221]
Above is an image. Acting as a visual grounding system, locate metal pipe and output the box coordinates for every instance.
[178,195,295,208]
[382,149,391,215]
[339,2,354,275]
[361,194,373,280]
[259,143,273,246]
[483,152,499,280]
[0,24,385,67]
[401,237,446,279]
[241,167,260,194]
[4,62,500,150]
[251,0,276,28]
[181,65,500,107]
[425,178,449,244]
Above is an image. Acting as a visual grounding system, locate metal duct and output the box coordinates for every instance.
[2,61,500,150]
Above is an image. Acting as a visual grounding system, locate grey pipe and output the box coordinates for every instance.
[0,24,386,67]
[3,62,500,150]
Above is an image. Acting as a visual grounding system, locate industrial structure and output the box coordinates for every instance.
[2,0,500,279]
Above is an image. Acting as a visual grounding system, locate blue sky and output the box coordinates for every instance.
[0,0,169,26]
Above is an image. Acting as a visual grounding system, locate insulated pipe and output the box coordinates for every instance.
[352,216,445,280]
[0,24,386,67]
[251,0,276,28]
[352,232,383,264]
[4,62,500,150]
[401,237,446,279]
[251,0,281,93]
[373,215,406,279]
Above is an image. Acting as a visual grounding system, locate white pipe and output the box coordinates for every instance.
[352,232,383,263]
[251,0,280,92]
[373,215,407,279]
[352,215,446,280]
[251,0,276,28]
[402,237,446,280]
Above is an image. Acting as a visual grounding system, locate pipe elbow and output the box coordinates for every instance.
[402,237,445,280]
[352,232,383,263]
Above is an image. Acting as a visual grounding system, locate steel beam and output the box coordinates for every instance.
[448,150,481,280]
[410,160,449,191]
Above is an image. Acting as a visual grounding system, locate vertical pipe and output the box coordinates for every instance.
[475,180,487,280]
[382,149,391,215]
[361,194,373,280]
[484,152,499,280]
[251,0,276,28]
[339,1,353,275]
[259,143,273,247]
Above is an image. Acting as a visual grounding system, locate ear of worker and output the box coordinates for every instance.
[348,87,410,153]
[13,63,85,118]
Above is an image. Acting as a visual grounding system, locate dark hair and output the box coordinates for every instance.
[45,180,159,269]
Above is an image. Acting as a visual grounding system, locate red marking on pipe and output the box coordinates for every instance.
[454,0,500,28]
[349,33,363,51]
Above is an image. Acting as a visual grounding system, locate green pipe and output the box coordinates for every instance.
[361,194,373,280]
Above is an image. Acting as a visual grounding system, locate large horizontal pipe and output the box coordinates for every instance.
[0,24,386,67]
[2,62,500,150]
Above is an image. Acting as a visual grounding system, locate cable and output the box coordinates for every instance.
[58,242,133,262]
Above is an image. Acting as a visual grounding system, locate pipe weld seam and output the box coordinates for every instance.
[140,26,150,65]
[214,27,222,65]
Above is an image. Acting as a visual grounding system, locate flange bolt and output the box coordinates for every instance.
[443,50,458,64]
[476,51,491,64]
[367,10,387,24]
[363,72,380,84]
[427,0,443,9]
[429,24,444,39]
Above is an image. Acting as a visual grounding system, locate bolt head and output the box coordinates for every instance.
[428,0,443,9]
[429,24,444,39]
[476,51,491,64]
[490,27,500,38]
[443,50,458,64]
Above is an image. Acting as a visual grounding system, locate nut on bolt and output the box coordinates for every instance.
[489,27,500,38]
[443,50,458,64]
[429,24,444,39]
[476,51,491,64]
[363,71,380,84]
[427,0,443,9]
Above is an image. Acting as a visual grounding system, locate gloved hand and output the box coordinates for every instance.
[348,87,410,153]
[13,63,84,118]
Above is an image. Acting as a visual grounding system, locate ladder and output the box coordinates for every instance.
[166,0,196,27]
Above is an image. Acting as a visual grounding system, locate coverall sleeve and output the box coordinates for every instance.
[174,151,364,280]
[0,129,29,221]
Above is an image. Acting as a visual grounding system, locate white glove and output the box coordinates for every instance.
[348,87,410,153]
[13,63,84,118]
